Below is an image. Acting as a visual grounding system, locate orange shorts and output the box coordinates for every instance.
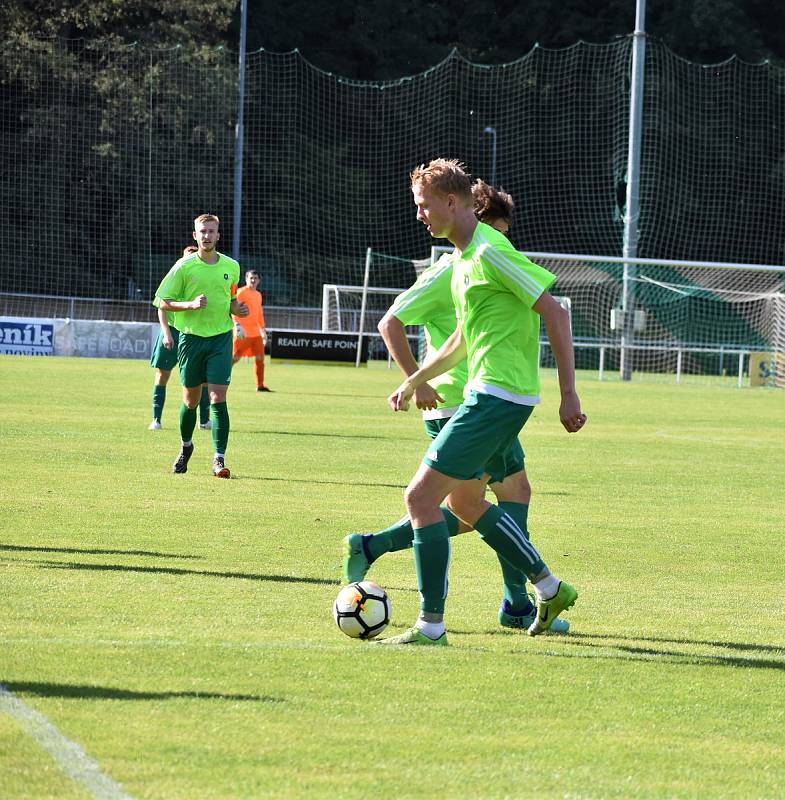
[233,335,265,359]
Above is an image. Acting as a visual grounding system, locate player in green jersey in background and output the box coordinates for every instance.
[343,180,569,633]
[379,159,586,645]
[154,214,248,478]
[148,246,211,432]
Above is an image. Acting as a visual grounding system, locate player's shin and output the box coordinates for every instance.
[496,502,535,613]
[199,386,210,425]
[474,504,546,580]
[412,521,450,632]
[153,385,166,422]
[368,506,461,558]
[179,403,197,441]
[211,401,230,453]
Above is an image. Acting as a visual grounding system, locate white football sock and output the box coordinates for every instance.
[414,619,445,639]
[532,574,560,600]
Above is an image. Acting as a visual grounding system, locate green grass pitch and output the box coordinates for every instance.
[1,355,784,798]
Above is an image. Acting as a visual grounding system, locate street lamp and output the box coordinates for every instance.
[483,126,497,186]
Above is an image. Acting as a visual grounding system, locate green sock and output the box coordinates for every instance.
[211,401,230,454]
[474,504,545,581]
[496,502,533,612]
[413,520,451,614]
[366,506,461,560]
[199,386,210,425]
[179,403,197,442]
[152,385,166,422]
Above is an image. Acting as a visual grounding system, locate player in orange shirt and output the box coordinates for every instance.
[232,269,272,391]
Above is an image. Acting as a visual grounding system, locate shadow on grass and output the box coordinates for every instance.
[0,544,201,560]
[568,631,785,655]
[241,428,413,442]
[1,681,282,703]
[235,474,407,489]
[560,635,785,672]
[30,559,340,586]
[274,390,396,400]
[481,630,785,671]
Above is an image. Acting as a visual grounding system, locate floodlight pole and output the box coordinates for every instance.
[620,0,646,380]
[232,0,248,260]
[483,127,497,186]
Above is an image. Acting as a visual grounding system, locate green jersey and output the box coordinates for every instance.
[154,251,240,338]
[451,222,556,404]
[389,253,467,417]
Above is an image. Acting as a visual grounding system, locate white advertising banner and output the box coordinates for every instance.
[0,317,158,360]
[54,319,157,359]
[0,317,56,356]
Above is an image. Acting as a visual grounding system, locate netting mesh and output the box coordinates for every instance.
[1,36,785,384]
[240,43,630,308]
[640,49,785,264]
[0,39,236,319]
[537,257,785,380]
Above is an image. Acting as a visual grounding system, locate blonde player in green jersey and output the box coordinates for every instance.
[154,214,248,478]
[378,160,586,646]
[343,180,569,633]
[148,246,211,432]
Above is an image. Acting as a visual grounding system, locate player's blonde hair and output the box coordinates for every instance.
[472,180,514,225]
[194,213,220,228]
[410,158,473,203]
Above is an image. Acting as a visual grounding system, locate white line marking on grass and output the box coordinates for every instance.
[0,684,134,800]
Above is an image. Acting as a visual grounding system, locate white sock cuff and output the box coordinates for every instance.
[533,574,560,601]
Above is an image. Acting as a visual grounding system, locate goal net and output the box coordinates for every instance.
[536,253,785,384]
[320,250,435,361]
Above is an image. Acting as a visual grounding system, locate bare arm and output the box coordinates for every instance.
[159,296,207,312]
[533,292,587,433]
[378,311,441,410]
[388,326,467,411]
[157,307,175,350]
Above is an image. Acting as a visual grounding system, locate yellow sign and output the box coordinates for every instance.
[749,351,780,387]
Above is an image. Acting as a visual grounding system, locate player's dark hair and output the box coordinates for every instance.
[472,179,514,225]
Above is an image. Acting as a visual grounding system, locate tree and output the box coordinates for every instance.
[0,1,239,298]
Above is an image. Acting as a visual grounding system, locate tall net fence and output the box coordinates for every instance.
[241,41,630,309]
[0,39,237,320]
[640,49,785,265]
[1,36,784,379]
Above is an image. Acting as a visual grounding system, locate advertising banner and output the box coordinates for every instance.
[269,329,368,364]
[0,317,158,360]
[0,317,55,356]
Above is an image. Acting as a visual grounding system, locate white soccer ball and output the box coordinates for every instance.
[333,581,391,640]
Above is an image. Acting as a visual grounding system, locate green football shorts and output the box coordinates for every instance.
[423,391,533,484]
[424,415,525,483]
[149,326,180,371]
[178,330,233,388]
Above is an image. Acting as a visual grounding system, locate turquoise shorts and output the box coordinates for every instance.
[178,330,233,388]
[150,326,180,371]
[423,391,533,484]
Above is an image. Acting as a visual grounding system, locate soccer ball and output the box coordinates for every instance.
[333,581,391,640]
